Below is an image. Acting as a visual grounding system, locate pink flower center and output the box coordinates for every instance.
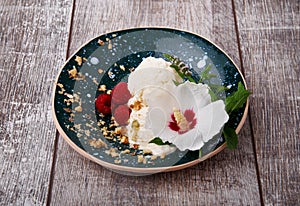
[168,109,197,134]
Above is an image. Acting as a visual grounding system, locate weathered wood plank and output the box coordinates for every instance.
[234,0,300,205]
[0,0,73,205]
[49,0,260,205]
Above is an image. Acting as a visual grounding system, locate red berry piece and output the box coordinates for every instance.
[113,105,132,126]
[95,93,112,115]
[111,102,118,113]
[111,82,132,105]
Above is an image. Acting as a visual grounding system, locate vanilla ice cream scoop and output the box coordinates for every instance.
[128,57,182,95]
[126,57,179,156]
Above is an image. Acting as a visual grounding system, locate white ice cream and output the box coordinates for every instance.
[128,57,182,94]
[127,57,179,156]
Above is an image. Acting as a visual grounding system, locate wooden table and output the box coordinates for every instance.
[0,0,299,205]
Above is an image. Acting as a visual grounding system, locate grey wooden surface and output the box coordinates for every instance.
[0,0,299,205]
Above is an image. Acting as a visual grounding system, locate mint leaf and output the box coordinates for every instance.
[208,84,229,102]
[164,53,197,83]
[225,82,251,114]
[209,84,229,94]
[163,53,175,62]
[199,64,216,83]
[223,126,238,150]
[149,137,171,145]
[170,64,186,79]
[208,89,219,102]
[170,63,197,83]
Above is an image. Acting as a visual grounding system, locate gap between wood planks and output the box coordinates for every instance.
[231,0,264,205]
[46,0,77,205]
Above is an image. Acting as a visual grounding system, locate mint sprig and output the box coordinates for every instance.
[222,82,250,149]
[199,64,216,82]
[164,54,229,101]
[225,82,251,115]
[163,54,197,83]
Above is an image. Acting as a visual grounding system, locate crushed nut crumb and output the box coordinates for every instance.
[74,105,82,112]
[69,66,78,79]
[143,149,152,155]
[63,108,72,113]
[98,84,106,92]
[98,39,105,46]
[114,159,122,164]
[64,93,74,99]
[92,78,99,85]
[108,40,112,50]
[130,100,143,111]
[119,65,125,71]
[122,149,131,154]
[120,136,129,144]
[74,124,81,130]
[105,148,119,157]
[85,130,90,136]
[56,83,64,88]
[137,155,144,163]
[89,138,107,148]
[75,56,83,66]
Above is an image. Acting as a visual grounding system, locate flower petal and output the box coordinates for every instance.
[176,81,211,111]
[167,129,204,151]
[145,106,168,136]
[143,84,178,114]
[184,109,195,122]
[196,100,229,142]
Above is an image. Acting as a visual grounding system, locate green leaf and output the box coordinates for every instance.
[170,63,197,83]
[199,149,202,158]
[199,64,215,83]
[223,126,238,150]
[163,53,175,62]
[170,64,185,79]
[149,137,171,145]
[208,89,219,102]
[209,84,229,94]
[225,82,251,114]
[207,84,229,102]
[164,53,197,83]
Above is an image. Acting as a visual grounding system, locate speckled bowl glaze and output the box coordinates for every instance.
[52,27,249,176]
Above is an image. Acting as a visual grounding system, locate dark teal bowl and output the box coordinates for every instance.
[52,27,248,175]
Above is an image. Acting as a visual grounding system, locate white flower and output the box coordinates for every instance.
[145,81,229,151]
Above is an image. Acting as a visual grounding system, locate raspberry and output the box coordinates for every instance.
[113,105,131,126]
[111,82,132,105]
[111,102,118,113]
[95,94,112,115]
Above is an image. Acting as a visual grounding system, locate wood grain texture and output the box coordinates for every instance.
[49,0,260,205]
[234,0,300,205]
[0,0,73,205]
